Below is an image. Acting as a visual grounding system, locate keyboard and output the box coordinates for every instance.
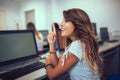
[0,62,46,80]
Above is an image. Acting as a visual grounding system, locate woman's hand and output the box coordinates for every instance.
[45,55,51,64]
[47,32,56,44]
[47,24,57,44]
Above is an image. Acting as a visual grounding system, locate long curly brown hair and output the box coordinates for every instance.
[63,8,102,77]
[26,22,41,40]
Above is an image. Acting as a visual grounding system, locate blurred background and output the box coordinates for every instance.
[0,0,120,40]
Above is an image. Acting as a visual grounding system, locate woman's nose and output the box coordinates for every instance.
[59,22,63,27]
[59,23,63,29]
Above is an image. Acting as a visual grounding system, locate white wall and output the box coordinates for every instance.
[52,0,120,33]
[0,0,19,30]
[0,0,120,34]
[0,0,53,30]
[18,0,47,30]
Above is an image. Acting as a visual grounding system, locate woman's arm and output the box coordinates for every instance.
[47,23,59,66]
[45,52,79,80]
[49,43,59,66]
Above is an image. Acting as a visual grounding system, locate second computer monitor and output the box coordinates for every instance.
[39,30,49,53]
[52,23,65,52]
[92,23,97,36]
[100,27,109,42]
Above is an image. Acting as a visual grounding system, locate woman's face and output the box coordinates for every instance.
[60,19,75,39]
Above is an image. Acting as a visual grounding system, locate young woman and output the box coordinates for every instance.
[26,22,44,52]
[45,8,102,80]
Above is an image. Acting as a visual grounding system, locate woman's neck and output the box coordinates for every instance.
[69,36,79,41]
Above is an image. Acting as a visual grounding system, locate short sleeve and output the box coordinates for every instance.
[68,40,83,60]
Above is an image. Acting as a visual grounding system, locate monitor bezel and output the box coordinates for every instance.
[0,30,39,67]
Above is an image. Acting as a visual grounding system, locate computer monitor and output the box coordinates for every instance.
[52,23,65,52]
[39,30,49,53]
[56,30,66,52]
[100,27,109,42]
[92,23,97,36]
[0,30,38,68]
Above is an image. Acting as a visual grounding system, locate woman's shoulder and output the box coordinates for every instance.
[66,40,84,60]
[71,40,82,47]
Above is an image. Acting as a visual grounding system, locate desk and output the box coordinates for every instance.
[99,41,120,54]
[99,41,120,80]
[16,41,120,80]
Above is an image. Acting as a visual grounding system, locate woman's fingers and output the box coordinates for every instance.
[52,23,56,34]
[47,32,56,43]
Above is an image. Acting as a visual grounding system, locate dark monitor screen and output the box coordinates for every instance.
[0,30,38,67]
[56,30,66,52]
[92,23,97,36]
[100,27,109,41]
[40,30,49,41]
[39,30,49,53]
[52,23,65,52]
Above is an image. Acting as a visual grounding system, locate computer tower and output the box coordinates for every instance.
[100,27,109,42]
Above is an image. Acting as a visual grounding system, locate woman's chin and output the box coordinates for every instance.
[61,34,67,37]
[61,34,65,37]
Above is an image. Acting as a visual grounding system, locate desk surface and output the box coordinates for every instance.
[99,41,120,54]
[16,41,120,80]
